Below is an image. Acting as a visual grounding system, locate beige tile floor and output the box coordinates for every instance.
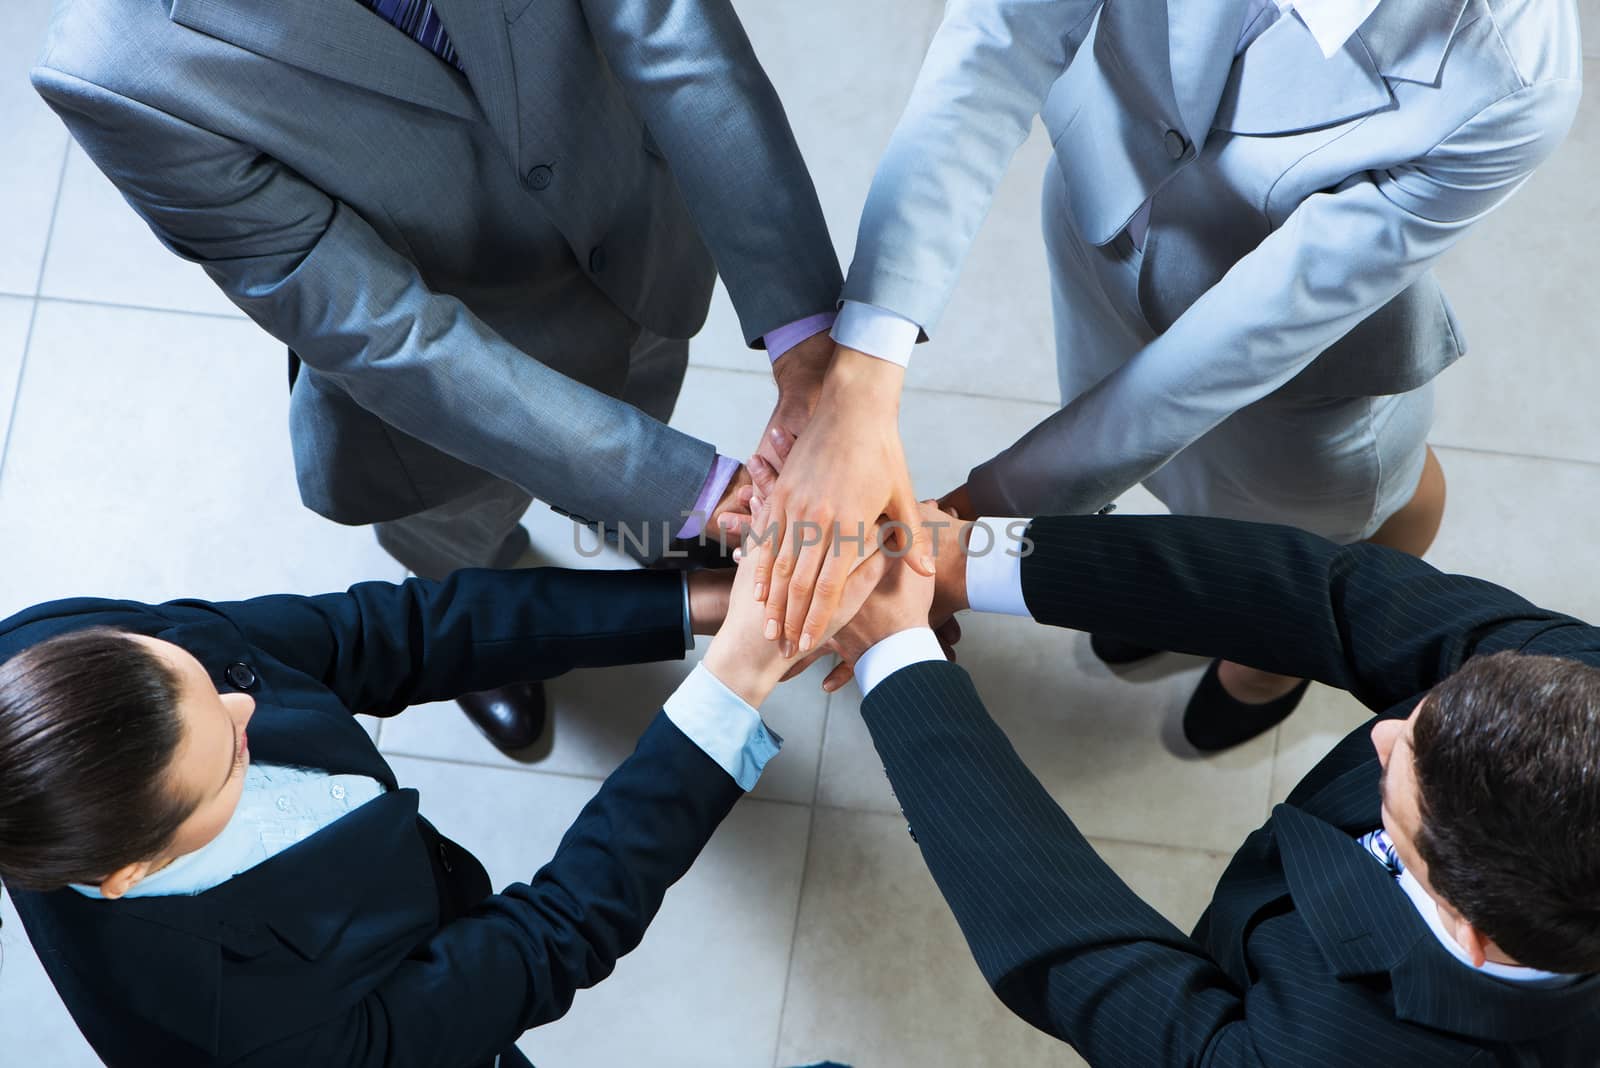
[0,2,1595,1065]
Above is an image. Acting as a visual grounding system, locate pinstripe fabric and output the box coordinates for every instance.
[860,516,1600,1065]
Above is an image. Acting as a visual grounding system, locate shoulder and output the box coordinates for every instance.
[32,0,192,102]
[1475,0,1585,90]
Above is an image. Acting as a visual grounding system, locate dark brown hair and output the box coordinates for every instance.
[1412,651,1600,973]
[0,628,193,892]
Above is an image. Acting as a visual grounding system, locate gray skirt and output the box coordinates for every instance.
[1044,159,1432,545]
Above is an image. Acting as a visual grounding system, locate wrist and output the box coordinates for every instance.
[687,571,733,635]
[948,521,973,612]
[824,346,905,410]
[773,331,833,392]
[702,638,784,708]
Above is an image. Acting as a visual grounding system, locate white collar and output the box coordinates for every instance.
[1395,868,1580,987]
[1284,0,1382,59]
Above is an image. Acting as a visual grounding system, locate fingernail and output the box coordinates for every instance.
[922,555,936,572]
[780,639,794,658]
[764,619,778,640]
[799,634,813,654]
[754,582,764,601]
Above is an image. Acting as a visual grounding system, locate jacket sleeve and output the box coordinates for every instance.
[968,78,1581,515]
[841,0,1101,335]
[208,567,688,717]
[29,68,717,532]
[577,0,843,345]
[233,711,745,1067]
[1015,514,1600,712]
[860,660,1269,1066]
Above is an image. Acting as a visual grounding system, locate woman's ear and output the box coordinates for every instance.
[97,860,155,900]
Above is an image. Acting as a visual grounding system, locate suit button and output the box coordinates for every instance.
[224,662,258,690]
[526,164,553,190]
[1163,128,1189,160]
[588,246,606,274]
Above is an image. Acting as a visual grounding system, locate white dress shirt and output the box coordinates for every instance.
[832,0,1384,368]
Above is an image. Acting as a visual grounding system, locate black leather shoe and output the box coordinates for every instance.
[457,681,548,754]
[1182,660,1309,753]
[1089,632,1162,666]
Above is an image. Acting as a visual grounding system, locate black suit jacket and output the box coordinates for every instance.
[861,515,1600,1066]
[1,567,741,1067]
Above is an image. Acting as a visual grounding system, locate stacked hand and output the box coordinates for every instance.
[744,346,934,658]
[700,495,893,709]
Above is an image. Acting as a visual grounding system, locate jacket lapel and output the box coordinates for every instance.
[429,0,521,165]
[167,0,479,121]
[1278,800,1600,1043]
[1356,0,1473,85]
[1212,9,1394,134]
[1275,804,1425,975]
[1165,0,1251,146]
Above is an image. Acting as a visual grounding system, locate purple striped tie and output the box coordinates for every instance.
[358,0,464,73]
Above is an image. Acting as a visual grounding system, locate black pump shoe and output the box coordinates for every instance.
[1182,661,1309,753]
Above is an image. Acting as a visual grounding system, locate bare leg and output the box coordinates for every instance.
[1218,447,1446,701]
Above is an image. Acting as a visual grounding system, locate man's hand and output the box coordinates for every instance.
[748,346,932,659]
[686,569,735,635]
[818,551,939,693]
[756,330,832,473]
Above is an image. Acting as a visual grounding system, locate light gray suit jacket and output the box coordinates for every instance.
[845,0,1581,515]
[33,0,842,533]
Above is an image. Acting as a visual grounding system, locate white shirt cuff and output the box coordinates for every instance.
[831,300,920,368]
[964,517,1033,617]
[662,663,783,791]
[855,627,947,698]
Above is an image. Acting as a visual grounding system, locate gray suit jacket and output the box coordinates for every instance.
[844,0,1581,516]
[33,0,842,533]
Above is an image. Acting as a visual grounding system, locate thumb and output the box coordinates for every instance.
[892,483,935,576]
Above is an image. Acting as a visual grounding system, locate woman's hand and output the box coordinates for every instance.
[702,494,890,708]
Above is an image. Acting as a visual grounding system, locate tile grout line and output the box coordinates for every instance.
[686,364,1600,471]
[0,141,72,480]
[768,691,834,1068]
[32,293,249,323]
[11,296,1600,477]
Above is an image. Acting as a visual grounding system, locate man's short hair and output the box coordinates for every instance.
[1412,650,1600,973]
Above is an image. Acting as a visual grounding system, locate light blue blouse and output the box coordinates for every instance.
[71,764,385,899]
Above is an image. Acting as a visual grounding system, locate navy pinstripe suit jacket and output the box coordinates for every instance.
[862,515,1600,1066]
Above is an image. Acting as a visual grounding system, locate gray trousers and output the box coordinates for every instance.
[375,329,690,580]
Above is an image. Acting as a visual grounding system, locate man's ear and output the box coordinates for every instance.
[98,860,155,900]
[1436,897,1491,968]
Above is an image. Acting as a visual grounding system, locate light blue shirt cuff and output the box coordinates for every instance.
[855,627,948,697]
[663,664,783,791]
[831,300,920,368]
[964,517,1033,617]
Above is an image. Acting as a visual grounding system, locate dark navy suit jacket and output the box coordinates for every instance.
[861,515,1600,1066]
[2,567,740,1067]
